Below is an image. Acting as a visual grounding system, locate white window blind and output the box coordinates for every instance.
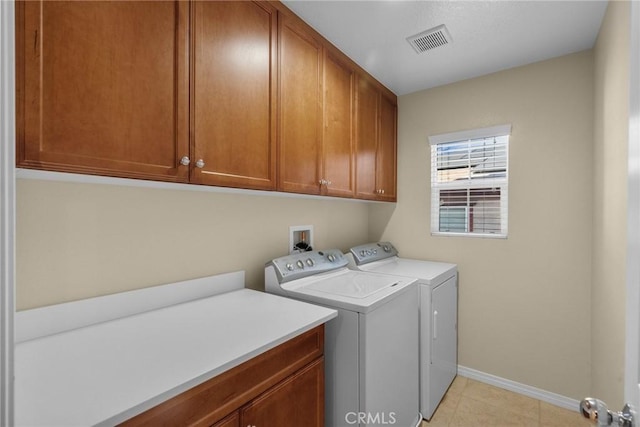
[429,125,510,238]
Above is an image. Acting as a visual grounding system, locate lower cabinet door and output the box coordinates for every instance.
[241,358,324,427]
[212,411,240,427]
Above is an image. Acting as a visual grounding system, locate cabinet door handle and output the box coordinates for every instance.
[180,156,190,166]
[195,159,205,169]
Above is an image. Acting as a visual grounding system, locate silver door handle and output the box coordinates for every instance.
[580,398,634,427]
[433,310,438,340]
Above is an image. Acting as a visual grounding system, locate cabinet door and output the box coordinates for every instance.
[212,411,240,427]
[241,358,324,427]
[278,14,323,195]
[322,50,355,198]
[377,94,397,201]
[191,1,277,190]
[16,1,189,182]
[354,76,379,200]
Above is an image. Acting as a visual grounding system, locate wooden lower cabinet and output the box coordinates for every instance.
[241,358,324,426]
[119,326,324,427]
[211,412,239,427]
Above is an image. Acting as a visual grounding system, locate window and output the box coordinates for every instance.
[429,124,510,238]
[439,206,468,233]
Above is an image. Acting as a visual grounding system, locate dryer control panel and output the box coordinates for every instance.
[349,242,398,265]
[267,249,348,283]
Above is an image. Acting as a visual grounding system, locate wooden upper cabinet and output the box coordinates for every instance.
[278,13,323,195]
[322,50,355,198]
[16,0,396,201]
[355,76,398,202]
[191,1,277,190]
[355,76,379,200]
[16,1,189,182]
[377,94,397,201]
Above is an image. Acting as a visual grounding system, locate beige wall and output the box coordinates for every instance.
[592,0,630,408]
[370,51,594,399]
[16,180,369,310]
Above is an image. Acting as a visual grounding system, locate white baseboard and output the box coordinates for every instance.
[457,365,581,413]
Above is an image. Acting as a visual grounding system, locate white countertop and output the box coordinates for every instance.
[15,288,337,426]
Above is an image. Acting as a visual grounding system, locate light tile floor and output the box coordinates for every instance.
[423,377,592,427]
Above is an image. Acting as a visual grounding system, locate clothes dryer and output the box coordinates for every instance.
[346,242,457,421]
[266,249,421,427]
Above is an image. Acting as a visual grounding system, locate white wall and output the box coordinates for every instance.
[370,51,594,400]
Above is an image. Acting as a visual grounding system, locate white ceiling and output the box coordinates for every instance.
[281,0,609,96]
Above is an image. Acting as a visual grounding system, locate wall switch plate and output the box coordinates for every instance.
[289,225,314,254]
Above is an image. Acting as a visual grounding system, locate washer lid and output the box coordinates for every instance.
[303,271,401,299]
[359,257,457,285]
[281,269,417,313]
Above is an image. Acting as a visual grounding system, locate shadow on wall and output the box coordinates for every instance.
[368,203,397,242]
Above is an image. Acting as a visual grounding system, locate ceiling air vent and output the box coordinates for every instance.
[407,24,452,54]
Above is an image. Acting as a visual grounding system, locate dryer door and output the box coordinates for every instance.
[423,275,458,419]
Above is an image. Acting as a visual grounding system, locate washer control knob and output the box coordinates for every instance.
[286,263,294,271]
[373,249,377,254]
[296,260,304,269]
[360,250,366,256]
[306,258,315,267]
[383,244,391,252]
[327,254,335,262]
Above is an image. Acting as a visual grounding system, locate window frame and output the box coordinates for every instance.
[429,124,511,239]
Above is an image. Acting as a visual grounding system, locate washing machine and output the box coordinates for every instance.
[346,242,457,421]
[265,249,421,427]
